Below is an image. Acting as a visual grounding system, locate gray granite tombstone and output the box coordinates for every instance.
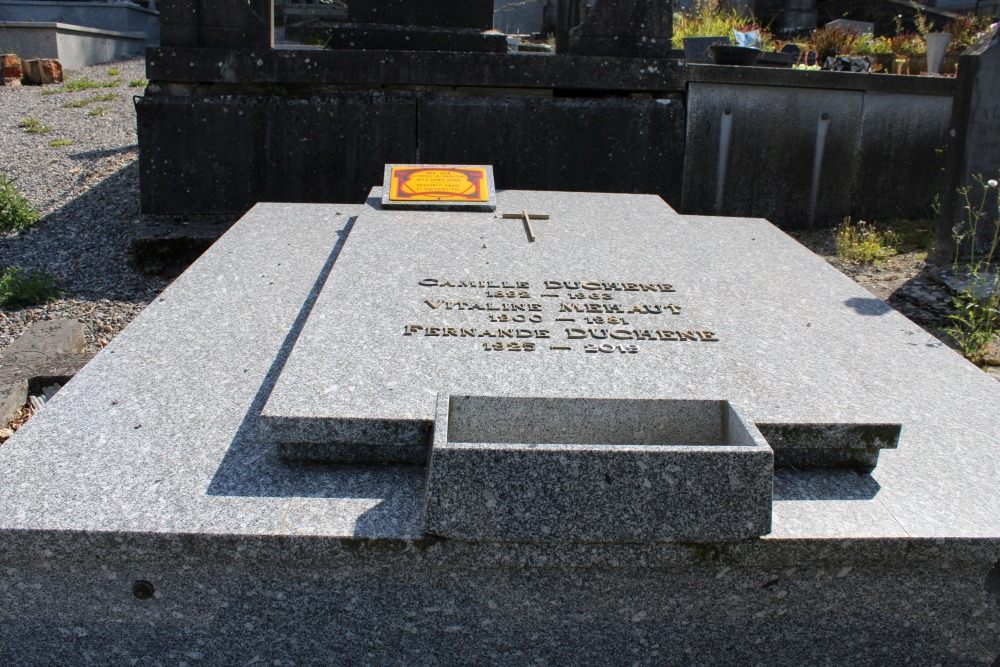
[0,186,999,662]
[258,184,915,544]
[936,24,1000,259]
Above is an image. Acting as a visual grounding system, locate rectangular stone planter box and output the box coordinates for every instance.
[423,395,774,543]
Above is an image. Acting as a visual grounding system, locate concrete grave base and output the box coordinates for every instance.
[0,21,145,69]
[0,1,159,41]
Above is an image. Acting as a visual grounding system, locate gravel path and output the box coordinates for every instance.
[0,56,167,352]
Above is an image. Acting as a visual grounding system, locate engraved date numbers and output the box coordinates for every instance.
[482,342,537,352]
[488,314,543,324]
[487,290,532,299]
[585,343,639,354]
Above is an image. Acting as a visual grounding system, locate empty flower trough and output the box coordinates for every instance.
[423,396,774,543]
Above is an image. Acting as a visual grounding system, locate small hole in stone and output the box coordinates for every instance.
[132,580,155,600]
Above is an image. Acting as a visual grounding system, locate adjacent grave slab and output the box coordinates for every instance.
[0,319,91,428]
[0,21,145,69]
[0,1,160,42]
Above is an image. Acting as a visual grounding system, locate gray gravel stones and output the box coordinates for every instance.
[0,56,166,353]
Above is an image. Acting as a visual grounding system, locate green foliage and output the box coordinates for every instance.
[47,139,74,147]
[948,289,999,364]
[107,67,120,76]
[888,32,925,56]
[835,218,900,264]
[852,34,894,55]
[0,175,39,233]
[300,33,331,47]
[42,76,119,95]
[948,14,997,54]
[128,78,148,88]
[882,218,936,255]
[19,118,53,134]
[672,0,775,49]
[87,106,109,117]
[946,174,1000,365]
[808,26,861,59]
[61,92,117,109]
[0,267,60,307]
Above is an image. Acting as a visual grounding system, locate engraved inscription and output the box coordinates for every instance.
[408,278,719,353]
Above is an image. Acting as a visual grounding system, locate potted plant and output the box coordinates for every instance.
[672,0,736,64]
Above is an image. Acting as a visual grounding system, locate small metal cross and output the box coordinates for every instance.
[499,209,550,242]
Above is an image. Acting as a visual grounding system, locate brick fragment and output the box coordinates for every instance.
[0,54,22,87]
[21,58,64,86]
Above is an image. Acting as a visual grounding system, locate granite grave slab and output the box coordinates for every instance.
[0,191,998,662]
[261,189,902,477]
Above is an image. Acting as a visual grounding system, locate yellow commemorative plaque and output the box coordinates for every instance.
[382,164,496,211]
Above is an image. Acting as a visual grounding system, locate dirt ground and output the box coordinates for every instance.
[791,225,1000,381]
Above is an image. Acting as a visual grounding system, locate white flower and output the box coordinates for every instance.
[988,179,999,188]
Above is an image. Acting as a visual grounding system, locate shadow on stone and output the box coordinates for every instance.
[206,216,361,498]
[844,296,893,317]
[772,468,881,501]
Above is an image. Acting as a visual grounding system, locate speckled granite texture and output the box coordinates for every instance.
[0,195,998,663]
[423,396,773,541]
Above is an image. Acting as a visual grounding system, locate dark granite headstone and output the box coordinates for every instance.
[935,25,1000,259]
[568,0,673,58]
[349,0,493,30]
[160,0,272,48]
[327,0,506,52]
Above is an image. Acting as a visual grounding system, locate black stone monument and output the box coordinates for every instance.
[936,24,1000,259]
[324,0,506,52]
[568,0,673,58]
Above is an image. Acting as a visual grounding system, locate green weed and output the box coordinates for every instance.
[881,218,936,254]
[672,0,776,50]
[128,78,148,88]
[64,92,118,108]
[0,175,39,233]
[87,106,108,117]
[47,139,74,147]
[19,118,53,134]
[107,67,120,76]
[0,267,60,307]
[835,218,900,264]
[945,174,1000,365]
[42,77,119,95]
